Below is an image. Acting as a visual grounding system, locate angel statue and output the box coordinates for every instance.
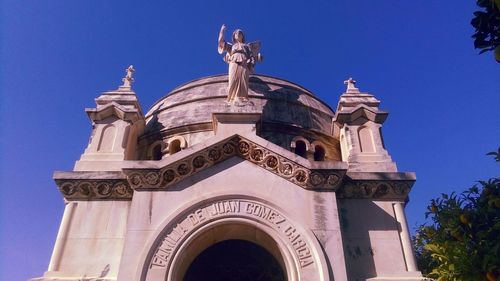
[218,24,263,104]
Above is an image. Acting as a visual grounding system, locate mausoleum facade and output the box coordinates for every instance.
[32,68,423,280]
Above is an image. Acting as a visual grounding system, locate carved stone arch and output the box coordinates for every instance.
[290,136,310,158]
[311,140,327,161]
[290,136,311,150]
[148,140,166,160]
[166,136,187,155]
[136,195,330,281]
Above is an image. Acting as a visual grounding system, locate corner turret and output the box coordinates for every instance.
[74,66,145,171]
[333,78,397,172]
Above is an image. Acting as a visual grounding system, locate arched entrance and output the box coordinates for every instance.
[171,222,289,281]
[140,198,330,281]
[184,239,285,281]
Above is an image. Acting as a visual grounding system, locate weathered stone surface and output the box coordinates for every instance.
[140,75,337,158]
[33,71,423,281]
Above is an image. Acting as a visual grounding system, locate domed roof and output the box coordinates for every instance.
[144,74,335,137]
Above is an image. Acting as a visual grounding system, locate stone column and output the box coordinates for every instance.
[393,202,418,272]
[48,201,76,272]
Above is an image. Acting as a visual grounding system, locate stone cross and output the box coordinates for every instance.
[122,65,135,88]
[344,77,359,93]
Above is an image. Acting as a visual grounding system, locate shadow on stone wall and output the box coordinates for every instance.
[250,76,306,149]
[338,199,401,280]
[139,106,166,159]
[249,76,335,157]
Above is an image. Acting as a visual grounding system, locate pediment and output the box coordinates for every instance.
[123,135,347,191]
[53,134,416,201]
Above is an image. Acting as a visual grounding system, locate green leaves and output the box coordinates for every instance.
[471,0,500,62]
[414,151,500,280]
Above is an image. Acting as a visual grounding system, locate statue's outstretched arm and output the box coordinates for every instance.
[218,24,230,54]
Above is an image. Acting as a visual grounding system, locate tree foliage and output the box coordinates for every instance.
[471,0,500,62]
[414,149,500,281]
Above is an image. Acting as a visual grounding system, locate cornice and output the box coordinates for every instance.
[337,179,415,200]
[85,102,143,123]
[53,171,132,201]
[124,135,346,191]
[53,136,415,201]
[334,104,388,124]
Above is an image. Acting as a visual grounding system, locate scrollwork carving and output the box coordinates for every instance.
[310,172,324,186]
[264,155,278,169]
[238,141,250,154]
[96,182,112,197]
[55,178,133,200]
[337,180,414,199]
[222,142,235,154]
[294,170,308,183]
[55,137,413,201]
[145,172,161,185]
[250,149,264,162]
[192,155,206,169]
[208,148,221,161]
[125,136,346,191]
[177,163,190,176]
[163,169,176,184]
[327,174,340,186]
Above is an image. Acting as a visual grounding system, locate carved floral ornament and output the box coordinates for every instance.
[54,136,414,200]
[124,136,345,191]
[337,180,414,199]
[55,179,133,200]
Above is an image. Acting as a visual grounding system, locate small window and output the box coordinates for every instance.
[314,145,325,161]
[152,144,163,160]
[169,139,181,155]
[294,141,307,158]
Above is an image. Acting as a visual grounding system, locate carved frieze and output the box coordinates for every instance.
[124,136,345,191]
[55,178,133,200]
[336,180,413,199]
[53,136,414,201]
[147,198,316,278]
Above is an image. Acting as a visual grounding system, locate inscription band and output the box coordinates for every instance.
[149,199,315,270]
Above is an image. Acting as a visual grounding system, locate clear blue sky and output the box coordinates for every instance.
[1,1,498,280]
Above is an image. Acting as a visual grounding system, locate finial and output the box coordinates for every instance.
[121,65,135,88]
[344,77,359,93]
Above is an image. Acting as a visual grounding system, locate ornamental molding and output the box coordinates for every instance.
[54,177,133,201]
[337,179,414,199]
[53,136,415,201]
[334,104,388,124]
[124,136,346,191]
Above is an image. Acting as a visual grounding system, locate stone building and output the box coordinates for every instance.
[32,69,423,280]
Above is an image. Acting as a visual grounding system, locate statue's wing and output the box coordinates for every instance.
[248,41,261,56]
